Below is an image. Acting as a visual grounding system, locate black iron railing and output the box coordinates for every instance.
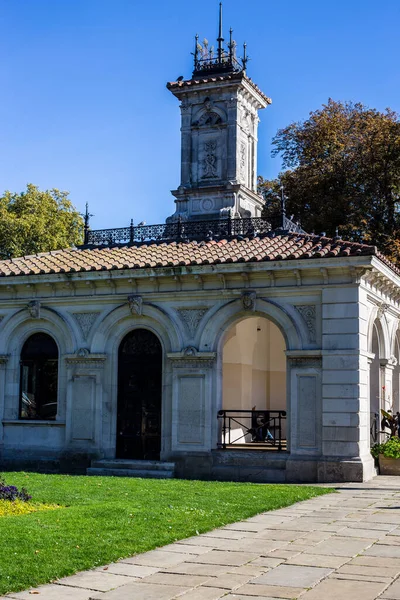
[83,215,305,246]
[370,411,379,444]
[217,409,287,451]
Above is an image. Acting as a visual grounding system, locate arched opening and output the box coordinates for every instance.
[19,332,58,420]
[370,321,383,444]
[117,329,162,460]
[221,316,287,450]
[393,332,400,414]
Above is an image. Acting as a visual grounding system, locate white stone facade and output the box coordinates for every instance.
[0,254,399,482]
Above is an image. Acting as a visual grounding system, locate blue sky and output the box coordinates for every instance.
[1,0,399,228]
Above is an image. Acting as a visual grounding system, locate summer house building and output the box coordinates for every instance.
[0,7,399,483]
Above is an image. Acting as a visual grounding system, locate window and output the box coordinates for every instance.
[19,333,58,420]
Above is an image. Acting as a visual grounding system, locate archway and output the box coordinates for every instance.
[221,316,287,449]
[19,332,59,420]
[393,331,400,414]
[117,329,162,460]
[370,321,383,444]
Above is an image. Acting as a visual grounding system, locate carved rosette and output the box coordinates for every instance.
[72,312,99,341]
[295,305,317,343]
[177,308,208,337]
[128,295,143,316]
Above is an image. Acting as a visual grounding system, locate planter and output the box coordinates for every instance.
[379,454,400,475]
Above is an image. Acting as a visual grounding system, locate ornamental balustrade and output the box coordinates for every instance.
[83,215,305,247]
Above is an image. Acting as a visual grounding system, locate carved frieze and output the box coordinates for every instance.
[167,349,216,369]
[128,295,143,316]
[295,305,317,343]
[72,312,99,341]
[177,308,208,337]
[65,351,107,367]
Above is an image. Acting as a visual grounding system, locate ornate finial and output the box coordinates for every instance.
[217,2,224,63]
[193,33,199,70]
[82,202,93,245]
[242,42,248,71]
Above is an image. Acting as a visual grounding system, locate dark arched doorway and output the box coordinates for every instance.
[117,329,162,460]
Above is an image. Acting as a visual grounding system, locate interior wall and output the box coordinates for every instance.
[222,317,286,411]
[394,334,400,413]
[370,324,381,415]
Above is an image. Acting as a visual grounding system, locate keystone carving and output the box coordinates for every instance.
[241,291,256,311]
[27,300,40,319]
[128,295,143,316]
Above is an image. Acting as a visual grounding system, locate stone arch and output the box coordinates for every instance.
[192,106,226,127]
[90,302,182,459]
[200,298,303,452]
[199,298,304,354]
[367,307,390,358]
[0,307,74,421]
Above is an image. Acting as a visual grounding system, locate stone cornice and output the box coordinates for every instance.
[167,348,216,368]
[64,352,107,367]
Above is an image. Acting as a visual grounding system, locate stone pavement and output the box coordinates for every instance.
[6,476,400,600]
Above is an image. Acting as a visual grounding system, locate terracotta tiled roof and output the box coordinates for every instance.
[0,233,387,279]
[167,72,272,105]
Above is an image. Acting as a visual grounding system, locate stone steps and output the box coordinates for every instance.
[87,459,175,479]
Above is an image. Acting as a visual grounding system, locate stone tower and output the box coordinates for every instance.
[167,4,271,223]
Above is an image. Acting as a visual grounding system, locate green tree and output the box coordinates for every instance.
[0,184,84,259]
[259,99,400,264]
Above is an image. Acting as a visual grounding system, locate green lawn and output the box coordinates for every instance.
[0,472,332,595]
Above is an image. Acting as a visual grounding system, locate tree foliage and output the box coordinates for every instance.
[0,184,84,259]
[259,99,400,264]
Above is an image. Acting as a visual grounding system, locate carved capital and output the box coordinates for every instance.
[65,351,107,367]
[167,350,216,369]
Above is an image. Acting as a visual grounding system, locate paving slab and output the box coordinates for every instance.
[96,562,159,577]
[7,585,96,600]
[363,544,400,558]
[231,583,305,598]
[250,564,332,588]
[284,552,349,568]
[178,588,226,600]
[185,550,259,566]
[303,536,372,557]
[120,549,189,567]
[55,571,134,591]
[161,563,229,577]
[336,563,400,578]
[89,582,189,600]
[140,572,210,587]
[202,574,253,590]
[299,577,387,599]
[162,543,212,555]
[382,578,400,598]
[329,571,392,583]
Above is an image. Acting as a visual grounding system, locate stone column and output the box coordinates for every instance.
[180,103,192,187]
[0,355,9,446]
[319,285,375,482]
[226,97,238,182]
[62,351,107,470]
[285,353,322,482]
[167,348,216,478]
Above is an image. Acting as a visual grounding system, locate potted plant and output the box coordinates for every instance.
[371,409,400,475]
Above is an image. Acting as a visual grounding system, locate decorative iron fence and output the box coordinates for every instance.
[370,411,379,444]
[217,409,287,451]
[84,215,305,246]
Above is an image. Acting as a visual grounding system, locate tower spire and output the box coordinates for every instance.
[217,2,224,63]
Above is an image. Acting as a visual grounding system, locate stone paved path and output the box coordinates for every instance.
[6,476,400,599]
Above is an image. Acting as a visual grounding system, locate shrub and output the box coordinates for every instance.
[371,436,400,459]
[0,479,31,502]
